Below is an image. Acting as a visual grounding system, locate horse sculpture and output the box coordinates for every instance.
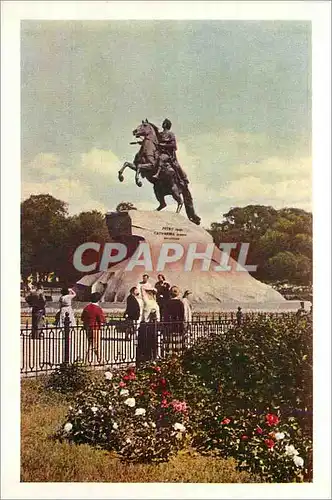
[118,120,201,225]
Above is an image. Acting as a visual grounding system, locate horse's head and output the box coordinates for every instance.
[133,119,157,140]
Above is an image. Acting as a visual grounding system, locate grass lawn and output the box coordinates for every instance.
[21,378,256,483]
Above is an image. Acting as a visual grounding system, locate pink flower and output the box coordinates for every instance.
[161,399,169,408]
[265,413,279,427]
[265,438,275,449]
[153,366,161,373]
[241,435,249,441]
[221,418,231,425]
[119,381,126,388]
[171,400,188,413]
[256,426,263,435]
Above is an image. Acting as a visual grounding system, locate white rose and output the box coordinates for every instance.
[124,397,136,407]
[173,422,186,432]
[112,422,119,430]
[104,371,113,380]
[135,408,146,416]
[120,389,130,397]
[275,432,285,440]
[293,455,304,468]
[285,444,299,456]
[91,406,98,413]
[64,422,73,433]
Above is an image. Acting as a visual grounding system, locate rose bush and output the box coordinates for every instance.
[182,315,312,433]
[58,361,212,463]
[56,316,313,481]
[192,402,312,482]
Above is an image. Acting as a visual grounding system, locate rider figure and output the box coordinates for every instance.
[152,119,189,186]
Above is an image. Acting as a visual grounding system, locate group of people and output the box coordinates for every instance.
[124,273,192,327]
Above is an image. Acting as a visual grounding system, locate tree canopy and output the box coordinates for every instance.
[208,205,312,284]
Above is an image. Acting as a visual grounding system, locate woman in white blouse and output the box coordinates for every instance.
[58,287,76,327]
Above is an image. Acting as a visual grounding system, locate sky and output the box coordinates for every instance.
[21,20,311,227]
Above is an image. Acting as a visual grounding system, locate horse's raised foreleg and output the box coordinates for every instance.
[118,162,133,182]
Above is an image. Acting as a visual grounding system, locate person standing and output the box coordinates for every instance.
[58,287,76,327]
[182,290,193,323]
[124,286,142,339]
[137,289,160,365]
[236,306,243,327]
[81,292,106,363]
[137,274,156,299]
[155,274,170,320]
[25,284,46,339]
[163,285,185,355]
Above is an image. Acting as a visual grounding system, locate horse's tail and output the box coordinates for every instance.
[181,184,201,225]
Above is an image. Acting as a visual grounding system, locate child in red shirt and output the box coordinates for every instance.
[81,292,106,362]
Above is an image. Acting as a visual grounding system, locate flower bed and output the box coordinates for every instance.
[57,315,313,482]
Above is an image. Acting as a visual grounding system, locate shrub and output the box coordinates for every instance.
[192,403,312,482]
[182,315,312,426]
[46,361,92,394]
[57,362,198,463]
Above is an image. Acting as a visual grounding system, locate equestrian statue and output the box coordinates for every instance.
[118,119,201,225]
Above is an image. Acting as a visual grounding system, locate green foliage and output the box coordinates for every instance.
[58,364,193,463]
[209,205,312,284]
[56,316,313,481]
[21,195,110,283]
[47,362,93,394]
[116,201,137,212]
[193,406,312,482]
[182,315,313,423]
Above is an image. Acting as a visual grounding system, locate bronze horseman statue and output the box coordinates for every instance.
[118,119,201,225]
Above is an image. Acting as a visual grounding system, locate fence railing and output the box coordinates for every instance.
[21,316,238,377]
[20,310,297,327]
[20,310,302,378]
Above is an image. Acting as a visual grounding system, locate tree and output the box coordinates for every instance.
[21,194,69,282]
[62,211,111,283]
[208,205,312,285]
[265,252,312,284]
[116,202,137,212]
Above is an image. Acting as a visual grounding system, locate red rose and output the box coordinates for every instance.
[256,426,263,435]
[153,366,161,372]
[150,383,157,390]
[264,438,275,449]
[161,399,169,408]
[159,378,167,386]
[221,418,231,425]
[241,435,249,440]
[265,413,279,426]
[162,390,171,397]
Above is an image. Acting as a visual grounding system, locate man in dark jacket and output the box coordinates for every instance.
[124,286,142,339]
[25,284,46,339]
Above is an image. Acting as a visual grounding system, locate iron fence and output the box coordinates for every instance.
[20,310,300,377]
[20,316,237,377]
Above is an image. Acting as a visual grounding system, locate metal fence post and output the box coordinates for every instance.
[64,312,70,364]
